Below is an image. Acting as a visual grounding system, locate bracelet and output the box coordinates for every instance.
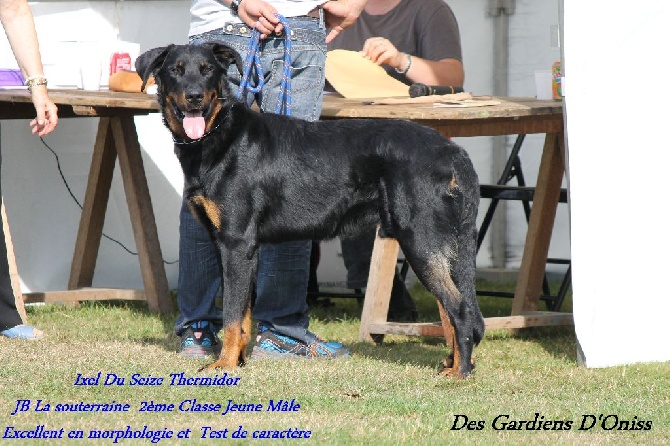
[395,53,412,75]
[230,0,243,15]
[25,75,48,92]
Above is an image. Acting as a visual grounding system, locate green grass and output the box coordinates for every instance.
[1,282,668,445]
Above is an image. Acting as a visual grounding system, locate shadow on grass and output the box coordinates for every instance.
[57,277,576,368]
[68,296,181,353]
[309,279,577,366]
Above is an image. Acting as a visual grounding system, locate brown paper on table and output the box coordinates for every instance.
[325,49,409,99]
[369,93,501,107]
[109,70,154,93]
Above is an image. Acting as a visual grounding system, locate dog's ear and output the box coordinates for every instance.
[135,45,175,92]
[203,42,244,76]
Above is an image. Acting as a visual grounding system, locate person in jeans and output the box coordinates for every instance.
[176,0,368,359]
[0,0,58,340]
[328,0,464,322]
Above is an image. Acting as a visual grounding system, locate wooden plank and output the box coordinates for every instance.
[320,95,563,122]
[68,118,117,289]
[369,322,445,338]
[367,312,574,337]
[0,90,159,112]
[23,288,146,304]
[359,230,400,343]
[484,312,574,329]
[427,115,563,138]
[512,133,566,315]
[111,116,173,314]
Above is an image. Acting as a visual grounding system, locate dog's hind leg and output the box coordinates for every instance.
[401,227,483,378]
[200,247,256,371]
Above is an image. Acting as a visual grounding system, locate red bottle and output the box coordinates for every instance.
[110,52,132,75]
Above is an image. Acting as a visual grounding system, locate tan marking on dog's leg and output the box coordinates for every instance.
[425,252,468,378]
[200,321,242,371]
[190,196,223,229]
[237,303,252,365]
[437,299,463,378]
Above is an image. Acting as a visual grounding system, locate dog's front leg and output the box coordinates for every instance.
[200,245,257,371]
[436,300,475,379]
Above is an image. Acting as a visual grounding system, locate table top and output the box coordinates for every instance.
[0,89,158,119]
[320,94,562,120]
[0,89,564,135]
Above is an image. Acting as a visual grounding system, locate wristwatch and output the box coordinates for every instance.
[230,0,243,15]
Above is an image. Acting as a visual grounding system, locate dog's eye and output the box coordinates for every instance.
[171,65,184,76]
[201,64,214,75]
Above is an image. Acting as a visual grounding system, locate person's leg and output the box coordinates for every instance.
[250,15,347,357]
[251,17,324,344]
[174,200,222,357]
[341,230,419,322]
[341,231,376,290]
[0,153,42,340]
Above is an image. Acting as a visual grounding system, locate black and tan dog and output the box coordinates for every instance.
[136,43,485,378]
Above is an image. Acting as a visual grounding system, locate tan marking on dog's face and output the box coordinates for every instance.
[189,195,223,229]
[426,251,462,305]
[205,89,223,132]
[162,89,188,139]
[446,174,460,197]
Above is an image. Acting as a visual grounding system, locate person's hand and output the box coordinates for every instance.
[237,0,283,39]
[361,37,407,71]
[322,0,367,44]
[28,85,58,136]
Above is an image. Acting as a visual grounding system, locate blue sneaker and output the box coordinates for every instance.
[0,324,44,340]
[179,321,219,359]
[251,324,349,360]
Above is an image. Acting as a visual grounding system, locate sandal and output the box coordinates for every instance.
[1,325,45,340]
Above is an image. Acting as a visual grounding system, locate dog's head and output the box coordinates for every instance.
[136,43,243,141]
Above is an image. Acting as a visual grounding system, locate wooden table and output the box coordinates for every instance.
[0,89,172,314]
[1,90,571,333]
[320,95,573,342]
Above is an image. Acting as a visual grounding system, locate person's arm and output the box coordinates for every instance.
[226,0,283,39]
[0,0,58,135]
[361,37,464,86]
[322,0,368,44]
[215,0,368,44]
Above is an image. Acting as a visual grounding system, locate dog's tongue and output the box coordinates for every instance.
[184,112,206,139]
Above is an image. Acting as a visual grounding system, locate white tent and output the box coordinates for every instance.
[563,0,670,367]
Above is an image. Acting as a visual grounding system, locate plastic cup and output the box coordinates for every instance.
[80,62,102,91]
[534,70,553,100]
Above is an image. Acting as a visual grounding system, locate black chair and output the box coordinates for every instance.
[477,134,570,311]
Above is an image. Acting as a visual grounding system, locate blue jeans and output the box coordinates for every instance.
[175,14,327,344]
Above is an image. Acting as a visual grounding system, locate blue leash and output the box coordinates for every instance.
[237,14,292,116]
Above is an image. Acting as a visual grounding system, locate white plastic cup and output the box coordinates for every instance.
[80,62,102,91]
[534,70,553,100]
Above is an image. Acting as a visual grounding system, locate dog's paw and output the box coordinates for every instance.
[197,359,235,372]
[437,357,475,379]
